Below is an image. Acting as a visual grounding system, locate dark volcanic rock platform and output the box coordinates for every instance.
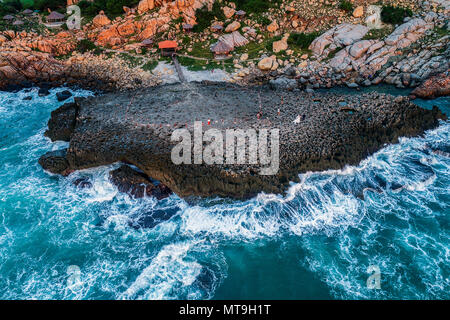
[40,82,446,199]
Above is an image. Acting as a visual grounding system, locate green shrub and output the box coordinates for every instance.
[381,5,413,25]
[362,27,393,40]
[255,15,271,26]
[288,32,320,49]
[193,1,225,33]
[339,0,353,13]
[76,39,98,53]
[105,0,139,16]
[77,0,104,17]
[142,60,158,72]
[0,0,22,14]
[231,0,282,14]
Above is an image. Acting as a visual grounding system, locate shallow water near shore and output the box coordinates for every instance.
[0,86,448,299]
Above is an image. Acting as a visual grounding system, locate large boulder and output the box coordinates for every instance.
[223,6,235,19]
[309,23,369,56]
[410,72,450,99]
[92,12,111,28]
[39,149,70,175]
[258,56,278,71]
[225,21,241,33]
[348,40,373,59]
[109,165,172,199]
[353,6,364,18]
[117,21,136,37]
[138,0,155,14]
[385,18,433,48]
[273,34,289,53]
[267,20,279,33]
[56,90,73,102]
[44,102,78,142]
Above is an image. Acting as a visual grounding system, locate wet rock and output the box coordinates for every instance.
[109,165,172,199]
[269,77,297,90]
[44,102,78,142]
[129,207,178,229]
[73,177,92,188]
[410,72,450,99]
[39,149,70,175]
[56,90,72,102]
[38,88,50,97]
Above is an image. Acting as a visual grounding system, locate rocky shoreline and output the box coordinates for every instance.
[1,1,449,96]
[39,82,446,199]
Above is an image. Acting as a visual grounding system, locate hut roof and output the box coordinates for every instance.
[47,11,65,20]
[211,24,223,30]
[23,9,33,14]
[235,10,246,16]
[158,40,177,49]
[3,15,14,20]
[13,20,24,25]
[141,38,153,46]
[219,31,249,48]
[211,41,233,54]
[182,23,193,29]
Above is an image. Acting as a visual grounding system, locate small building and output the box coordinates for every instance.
[235,10,246,19]
[141,38,154,48]
[3,15,14,22]
[211,24,223,33]
[12,20,24,26]
[22,9,33,15]
[182,23,193,33]
[211,41,233,59]
[46,11,65,23]
[158,40,178,57]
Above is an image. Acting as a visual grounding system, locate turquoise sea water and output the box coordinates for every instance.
[0,87,448,300]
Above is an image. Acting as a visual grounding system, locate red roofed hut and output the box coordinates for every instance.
[158,40,178,57]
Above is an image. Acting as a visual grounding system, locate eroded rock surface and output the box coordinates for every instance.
[40,83,446,199]
[411,71,450,99]
[109,165,172,199]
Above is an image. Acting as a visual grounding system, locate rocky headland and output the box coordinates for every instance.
[39,82,446,199]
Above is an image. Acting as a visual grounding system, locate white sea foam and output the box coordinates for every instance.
[121,241,204,300]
